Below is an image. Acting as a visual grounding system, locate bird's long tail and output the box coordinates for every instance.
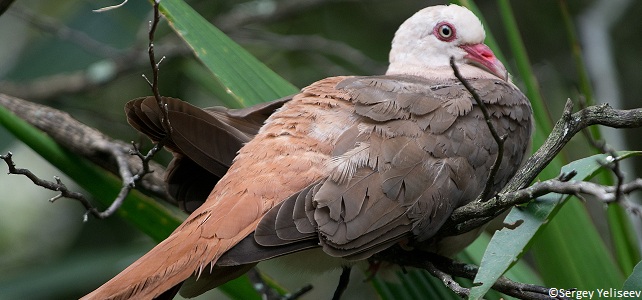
[81,218,257,300]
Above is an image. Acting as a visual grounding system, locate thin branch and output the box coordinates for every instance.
[450,57,506,202]
[147,0,162,100]
[145,0,171,134]
[97,141,165,218]
[424,261,469,298]
[1,152,99,221]
[0,130,170,220]
[578,113,627,204]
[284,285,314,300]
[96,0,171,218]
[0,93,170,201]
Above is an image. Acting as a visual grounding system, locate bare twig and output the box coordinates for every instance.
[98,0,171,217]
[145,0,171,134]
[1,152,101,221]
[449,57,506,202]
[0,123,169,220]
[578,116,628,205]
[0,149,162,220]
[98,141,165,218]
[0,93,170,201]
[89,0,171,218]
[424,261,469,298]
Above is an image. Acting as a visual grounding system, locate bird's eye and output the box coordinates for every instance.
[439,25,452,37]
[434,22,456,41]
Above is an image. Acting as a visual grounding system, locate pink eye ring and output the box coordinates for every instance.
[434,22,456,41]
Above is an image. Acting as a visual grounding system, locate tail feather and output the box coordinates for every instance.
[81,233,207,300]
[82,216,260,300]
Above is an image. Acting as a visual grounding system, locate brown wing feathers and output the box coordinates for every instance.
[126,96,288,213]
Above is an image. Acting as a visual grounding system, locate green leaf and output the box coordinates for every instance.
[469,152,641,299]
[157,0,299,107]
[468,195,560,300]
[623,261,642,291]
[460,232,542,300]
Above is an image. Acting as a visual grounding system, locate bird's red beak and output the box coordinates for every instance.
[460,43,508,81]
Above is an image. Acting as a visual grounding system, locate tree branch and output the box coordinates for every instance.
[0,151,115,220]
[441,99,642,236]
[0,93,171,202]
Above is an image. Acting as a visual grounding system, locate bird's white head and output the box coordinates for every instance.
[386,4,508,81]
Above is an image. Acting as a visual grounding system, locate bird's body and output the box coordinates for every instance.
[84,4,532,299]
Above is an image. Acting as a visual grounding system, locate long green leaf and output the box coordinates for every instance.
[469,152,640,299]
[157,0,299,107]
[623,261,642,291]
